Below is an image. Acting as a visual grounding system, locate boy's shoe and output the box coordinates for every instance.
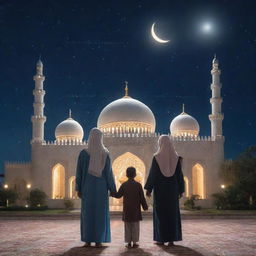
[125,243,132,248]
[133,242,139,248]
[167,242,174,246]
[95,243,102,247]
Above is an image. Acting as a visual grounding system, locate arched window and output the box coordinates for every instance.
[192,163,205,199]
[184,176,189,197]
[52,164,65,199]
[69,176,77,199]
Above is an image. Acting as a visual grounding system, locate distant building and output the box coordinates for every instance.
[4,56,224,208]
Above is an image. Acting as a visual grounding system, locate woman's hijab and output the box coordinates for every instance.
[154,135,179,177]
[86,128,109,177]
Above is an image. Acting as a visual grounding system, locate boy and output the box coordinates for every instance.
[111,167,148,248]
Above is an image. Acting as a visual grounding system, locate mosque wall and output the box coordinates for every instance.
[31,143,84,199]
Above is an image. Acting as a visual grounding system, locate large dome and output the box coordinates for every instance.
[55,111,84,141]
[170,109,199,137]
[97,86,156,133]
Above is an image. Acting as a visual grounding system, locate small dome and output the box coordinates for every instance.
[97,85,156,133]
[55,111,84,141]
[170,111,199,137]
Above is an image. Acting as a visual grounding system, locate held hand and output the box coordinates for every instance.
[146,191,151,198]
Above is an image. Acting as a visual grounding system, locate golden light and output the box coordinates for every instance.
[221,184,225,189]
[4,184,8,189]
[25,204,29,208]
[27,184,31,189]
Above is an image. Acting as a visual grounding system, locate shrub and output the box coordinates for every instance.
[212,185,255,210]
[64,199,74,210]
[184,194,201,210]
[27,189,47,207]
[0,189,18,206]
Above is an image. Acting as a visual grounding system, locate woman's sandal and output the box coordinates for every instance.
[83,242,91,247]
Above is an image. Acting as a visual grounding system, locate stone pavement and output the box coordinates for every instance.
[0,218,255,256]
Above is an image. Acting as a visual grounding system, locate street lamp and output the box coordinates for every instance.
[26,184,31,189]
[4,184,8,189]
[221,184,225,189]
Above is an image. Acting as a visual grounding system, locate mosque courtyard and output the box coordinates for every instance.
[0,217,255,256]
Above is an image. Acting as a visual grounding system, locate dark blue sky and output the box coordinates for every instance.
[1,0,256,175]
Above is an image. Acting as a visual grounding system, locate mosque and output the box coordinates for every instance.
[4,56,224,208]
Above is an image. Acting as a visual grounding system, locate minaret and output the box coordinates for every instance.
[31,58,46,143]
[209,55,224,139]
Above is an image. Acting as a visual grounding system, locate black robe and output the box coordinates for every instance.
[144,156,184,242]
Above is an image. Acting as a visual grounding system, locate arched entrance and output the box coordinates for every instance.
[52,163,65,199]
[184,176,189,197]
[69,176,77,199]
[112,152,146,207]
[192,163,205,199]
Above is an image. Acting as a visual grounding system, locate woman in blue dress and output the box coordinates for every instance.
[76,128,116,247]
[144,135,184,246]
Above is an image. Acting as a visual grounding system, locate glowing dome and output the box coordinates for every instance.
[97,85,156,133]
[55,110,84,141]
[170,106,199,137]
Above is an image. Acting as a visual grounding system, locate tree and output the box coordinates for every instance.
[216,146,256,209]
[0,189,18,206]
[27,189,47,207]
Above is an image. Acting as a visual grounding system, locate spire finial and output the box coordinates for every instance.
[69,109,72,118]
[182,103,185,113]
[124,81,128,97]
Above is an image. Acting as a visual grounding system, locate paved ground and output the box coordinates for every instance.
[0,218,255,256]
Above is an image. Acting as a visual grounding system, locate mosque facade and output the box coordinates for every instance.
[4,56,224,209]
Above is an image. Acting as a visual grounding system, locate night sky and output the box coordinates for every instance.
[1,0,256,175]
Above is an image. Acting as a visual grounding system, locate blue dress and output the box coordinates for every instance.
[76,149,116,243]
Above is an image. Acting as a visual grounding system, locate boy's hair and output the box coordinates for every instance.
[126,167,136,178]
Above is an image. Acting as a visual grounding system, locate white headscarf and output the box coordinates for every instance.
[154,135,179,177]
[86,128,109,177]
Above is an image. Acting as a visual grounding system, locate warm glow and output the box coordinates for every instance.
[26,184,31,189]
[4,184,8,189]
[99,121,154,134]
[25,204,29,208]
[192,163,205,199]
[69,176,77,199]
[112,152,146,206]
[172,129,198,137]
[52,163,65,199]
[221,184,225,189]
[184,176,189,197]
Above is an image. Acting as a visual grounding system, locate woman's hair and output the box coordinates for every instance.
[126,167,136,178]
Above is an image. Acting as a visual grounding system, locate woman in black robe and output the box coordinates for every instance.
[144,135,184,246]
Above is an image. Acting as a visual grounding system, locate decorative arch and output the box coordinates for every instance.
[192,163,205,199]
[52,163,65,199]
[69,176,77,199]
[112,152,146,206]
[184,176,189,197]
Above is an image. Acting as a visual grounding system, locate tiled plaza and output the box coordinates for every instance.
[0,218,255,256]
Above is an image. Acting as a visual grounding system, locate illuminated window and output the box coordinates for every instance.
[192,163,205,199]
[52,164,65,199]
[184,176,189,197]
[69,176,77,199]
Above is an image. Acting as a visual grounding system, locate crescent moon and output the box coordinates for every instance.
[151,22,170,44]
